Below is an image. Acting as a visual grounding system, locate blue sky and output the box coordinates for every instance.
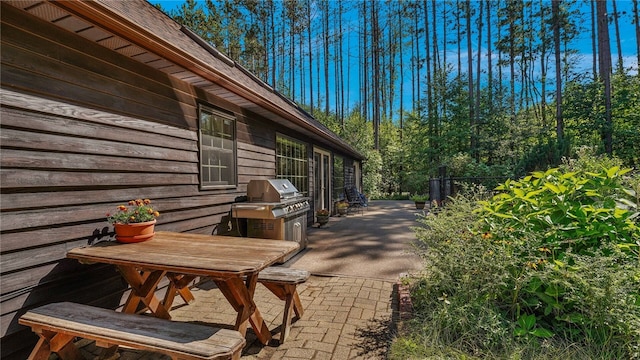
[150,0,638,115]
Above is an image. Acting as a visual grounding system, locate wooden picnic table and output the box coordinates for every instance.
[67,231,300,345]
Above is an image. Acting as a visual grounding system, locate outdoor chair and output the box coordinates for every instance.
[344,186,367,215]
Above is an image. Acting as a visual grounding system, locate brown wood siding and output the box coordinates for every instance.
[345,158,355,188]
[0,4,357,357]
[0,6,276,354]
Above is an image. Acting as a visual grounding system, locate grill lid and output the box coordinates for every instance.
[247,179,301,202]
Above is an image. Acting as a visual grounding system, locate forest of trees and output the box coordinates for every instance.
[155,0,640,196]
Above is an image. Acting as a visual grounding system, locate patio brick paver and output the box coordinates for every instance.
[75,275,396,360]
[71,201,422,360]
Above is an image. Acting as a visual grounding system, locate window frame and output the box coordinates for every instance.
[198,104,237,190]
[275,134,309,196]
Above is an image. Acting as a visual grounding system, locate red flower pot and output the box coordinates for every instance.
[114,220,156,243]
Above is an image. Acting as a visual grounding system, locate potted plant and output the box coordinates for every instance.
[336,201,348,216]
[107,199,160,243]
[316,209,330,227]
[410,194,428,210]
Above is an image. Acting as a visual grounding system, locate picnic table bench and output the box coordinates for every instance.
[19,302,245,360]
[162,266,310,344]
[258,267,310,343]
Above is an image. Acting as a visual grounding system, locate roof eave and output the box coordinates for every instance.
[54,0,364,160]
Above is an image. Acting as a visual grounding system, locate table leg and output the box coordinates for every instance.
[28,330,82,360]
[118,267,171,319]
[164,274,196,309]
[214,274,272,345]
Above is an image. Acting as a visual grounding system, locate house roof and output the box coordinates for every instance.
[10,0,363,160]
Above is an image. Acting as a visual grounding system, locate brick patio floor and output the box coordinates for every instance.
[75,200,422,360]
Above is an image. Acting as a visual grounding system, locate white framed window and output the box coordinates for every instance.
[198,105,236,189]
[276,134,308,195]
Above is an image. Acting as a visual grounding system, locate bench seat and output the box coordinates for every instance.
[257,267,310,343]
[19,302,245,360]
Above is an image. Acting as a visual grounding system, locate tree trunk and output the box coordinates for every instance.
[539,0,547,129]
[612,0,624,71]
[399,1,405,132]
[597,0,613,154]
[362,0,368,120]
[372,0,381,150]
[509,6,516,119]
[307,0,313,115]
[442,0,448,118]
[339,1,345,123]
[414,2,421,112]
[475,0,483,161]
[552,0,563,142]
[591,0,597,80]
[271,0,277,87]
[457,0,462,77]
[322,0,330,116]
[424,0,432,117]
[487,0,492,114]
[467,0,475,158]
[634,0,640,69]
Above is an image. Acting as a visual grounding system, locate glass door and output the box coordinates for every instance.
[313,148,331,214]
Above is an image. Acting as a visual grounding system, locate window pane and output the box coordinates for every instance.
[276,135,308,195]
[199,106,236,188]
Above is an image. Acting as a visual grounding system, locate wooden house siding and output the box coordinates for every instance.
[0,7,274,354]
[345,158,356,189]
[0,2,361,357]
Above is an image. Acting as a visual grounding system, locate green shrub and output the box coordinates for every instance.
[479,166,639,256]
[410,194,429,202]
[409,192,517,356]
[396,159,640,359]
[477,165,639,355]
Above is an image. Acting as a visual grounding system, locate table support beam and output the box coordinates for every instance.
[215,275,272,345]
[118,267,170,319]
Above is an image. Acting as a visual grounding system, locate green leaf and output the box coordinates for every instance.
[544,183,561,194]
[514,188,525,198]
[523,297,540,306]
[606,166,620,178]
[536,291,557,305]
[617,198,637,208]
[545,284,562,297]
[618,168,632,176]
[525,189,544,199]
[518,314,536,331]
[525,277,543,292]
[494,193,512,200]
[531,328,554,338]
[560,172,578,179]
[558,313,585,324]
[514,328,528,337]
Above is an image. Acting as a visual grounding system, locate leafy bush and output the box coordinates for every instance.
[479,166,639,255]
[363,149,383,199]
[395,157,640,359]
[477,164,639,354]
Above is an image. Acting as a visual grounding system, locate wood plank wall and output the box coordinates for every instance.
[0,4,357,357]
[345,158,355,188]
[0,5,281,356]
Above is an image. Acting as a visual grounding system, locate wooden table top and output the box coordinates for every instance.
[67,231,300,278]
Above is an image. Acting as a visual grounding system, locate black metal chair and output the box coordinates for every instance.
[344,186,367,215]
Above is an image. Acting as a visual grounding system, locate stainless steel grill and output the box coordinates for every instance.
[232,179,309,262]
